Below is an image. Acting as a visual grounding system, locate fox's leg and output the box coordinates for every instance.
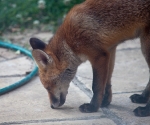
[130,26,150,117]
[101,48,116,107]
[79,51,110,113]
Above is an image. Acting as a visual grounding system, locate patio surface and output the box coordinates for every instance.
[0,32,150,125]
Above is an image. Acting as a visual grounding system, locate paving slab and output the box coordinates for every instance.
[0,57,5,62]
[110,93,150,125]
[0,48,19,60]
[0,77,24,88]
[1,36,150,125]
[23,118,116,125]
[0,77,107,124]
[0,57,33,76]
[117,38,140,50]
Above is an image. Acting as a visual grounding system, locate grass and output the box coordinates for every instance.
[0,0,84,33]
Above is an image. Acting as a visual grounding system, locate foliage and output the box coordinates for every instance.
[0,0,84,33]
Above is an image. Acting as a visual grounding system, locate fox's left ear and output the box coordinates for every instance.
[29,37,47,50]
[32,49,53,69]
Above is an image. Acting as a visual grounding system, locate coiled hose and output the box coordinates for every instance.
[0,40,38,95]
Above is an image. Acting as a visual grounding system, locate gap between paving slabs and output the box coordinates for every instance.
[0,40,38,95]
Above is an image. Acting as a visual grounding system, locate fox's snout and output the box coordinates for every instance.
[49,92,67,109]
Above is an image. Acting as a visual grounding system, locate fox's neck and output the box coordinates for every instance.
[62,40,82,67]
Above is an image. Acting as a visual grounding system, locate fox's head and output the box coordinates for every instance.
[29,37,79,109]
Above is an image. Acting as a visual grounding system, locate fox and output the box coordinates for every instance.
[29,0,150,117]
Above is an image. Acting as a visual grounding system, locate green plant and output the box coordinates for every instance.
[0,0,84,33]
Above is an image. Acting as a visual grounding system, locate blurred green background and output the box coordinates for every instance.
[0,0,84,34]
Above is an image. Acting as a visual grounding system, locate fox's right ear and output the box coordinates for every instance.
[29,37,46,50]
[32,49,53,69]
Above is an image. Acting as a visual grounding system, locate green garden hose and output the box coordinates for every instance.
[0,40,38,95]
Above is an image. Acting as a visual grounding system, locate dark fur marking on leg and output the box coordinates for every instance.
[101,85,112,107]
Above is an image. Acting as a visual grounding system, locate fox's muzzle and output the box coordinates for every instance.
[50,93,66,109]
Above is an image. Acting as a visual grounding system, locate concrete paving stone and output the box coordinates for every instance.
[0,77,105,124]
[1,35,150,125]
[112,49,148,93]
[0,48,20,59]
[76,38,149,94]
[109,93,150,125]
[117,38,141,50]
[0,77,24,88]
[0,56,5,62]
[0,56,33,76]
[23,118,116,125]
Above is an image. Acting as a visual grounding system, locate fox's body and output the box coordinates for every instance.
[30,0,150,117]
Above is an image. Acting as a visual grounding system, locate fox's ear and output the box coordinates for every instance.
[32,49,53,69]
[29,37,46,50]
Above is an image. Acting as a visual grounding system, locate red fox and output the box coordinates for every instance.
[29,0,150,117]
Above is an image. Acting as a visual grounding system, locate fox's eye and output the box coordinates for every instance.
[66,68,72,72]
[63,68,75,78]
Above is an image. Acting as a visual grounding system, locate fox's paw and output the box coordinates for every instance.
[130,94,148,103]
[79,103,98,113]
[133,106,150,117]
